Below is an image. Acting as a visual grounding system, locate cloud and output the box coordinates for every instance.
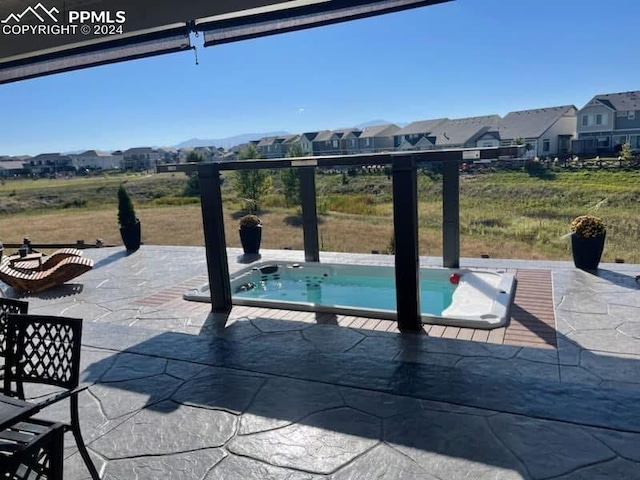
[298,108,305,114]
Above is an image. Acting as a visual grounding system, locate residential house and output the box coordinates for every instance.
[394,118,447,150]
[574,91,640,155]
[256,136,287,158]
[123,147,163,171]
[496,105,577,158]
[233,141,260,158]
[157,147,179,163]
[357,124,400,153]
[312,129,361,156]
[180,146,223,162]
[337,128,362,155]
[28,153,74,175]
[427,115,501,150]
[0,158,29,177]
[311,130,335,156]
[71,150,123,170]
[292,132,320,155]
[280,134,301,157]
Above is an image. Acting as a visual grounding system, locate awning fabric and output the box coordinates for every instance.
[199,0,448,46]
[0,0,450,84]
[0,26,191,84]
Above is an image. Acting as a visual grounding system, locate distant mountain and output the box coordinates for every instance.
[176,131,289,150]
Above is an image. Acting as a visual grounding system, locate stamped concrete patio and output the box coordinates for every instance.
[3,245,640,479]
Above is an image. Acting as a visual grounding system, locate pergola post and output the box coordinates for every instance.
[299,166,320,262]
[392,155,422,333]
[442,155,461,269]
[198,163,232,311]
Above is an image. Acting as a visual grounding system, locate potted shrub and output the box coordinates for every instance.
[239,214,262,255]
[118,185,141,252]
[570,214,606,270]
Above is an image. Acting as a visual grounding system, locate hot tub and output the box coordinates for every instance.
[184,261,516,329]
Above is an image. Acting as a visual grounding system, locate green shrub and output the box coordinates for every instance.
[117,185,137,226]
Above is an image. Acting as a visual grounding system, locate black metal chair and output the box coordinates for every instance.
[3,314,100,479]
[0,298,29,378]
[0,298,29,355]
[0,421,65,479]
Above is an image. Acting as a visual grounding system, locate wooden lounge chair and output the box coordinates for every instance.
[6,248,83,272]
[0,256,94,293]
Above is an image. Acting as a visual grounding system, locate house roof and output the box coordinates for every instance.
[428,115,501,146]
[592,91,640,111]
[0,160,28,170]
[281,134,300,144]
[257,136,282,147]
[359,123,400,138]
[300,132,320,141]
[313,130,334,142]
[498,105,576,140]
[330,128,361,139]
[395,118,448,136]
[77,150,114,157]
[32,153,71,160]
[124,147,157,155]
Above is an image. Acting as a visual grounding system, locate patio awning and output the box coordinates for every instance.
[198,0,450,46]
[0,25,192,85]
[0,0,450,84]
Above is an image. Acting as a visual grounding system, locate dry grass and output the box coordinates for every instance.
[0,204,573,260]
[1,170,639,263]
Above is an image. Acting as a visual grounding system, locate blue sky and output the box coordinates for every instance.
[1,0,639,156]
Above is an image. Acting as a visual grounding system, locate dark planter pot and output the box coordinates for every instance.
[120,220,141,252]
[571,232,605,270]
[239,225,262,254]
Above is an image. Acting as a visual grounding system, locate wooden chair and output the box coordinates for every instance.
[3,314,100,479]
[0,257,94,293]
[8,248,84,272]
[0,421,65,480]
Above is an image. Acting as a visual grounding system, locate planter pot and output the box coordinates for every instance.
[239,225,262,254]
[120,220,141,252]
[571,232,605,270]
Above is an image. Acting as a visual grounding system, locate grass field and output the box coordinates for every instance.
[1,168,639,263]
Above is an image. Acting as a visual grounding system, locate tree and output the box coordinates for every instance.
[281,144,305,207]
[620,141,633,167]
[186,151,205,163]
[234,144,272,213]
[117,185,137,227]
[183,151,205,197]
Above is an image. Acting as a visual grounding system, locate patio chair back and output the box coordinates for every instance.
[4,314,82,398]
[0,298,29,357]
[1,313,99,479]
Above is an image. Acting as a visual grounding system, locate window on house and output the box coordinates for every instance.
[332,140,338,148]
[629,111,636,120]
[582,115,589,127]
[365,138,370,146]
[597,137,610,147]
[595,114,602,125]
[617,110,628,117]
[543,139,550,152]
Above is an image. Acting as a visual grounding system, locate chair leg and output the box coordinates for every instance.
[71,395,101,479]
[50,425,65,480]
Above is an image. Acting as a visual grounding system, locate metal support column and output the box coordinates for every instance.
[198,163,232,311]
[442,155,461,268]
[299,167,320,262]
[392,155,422,333]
